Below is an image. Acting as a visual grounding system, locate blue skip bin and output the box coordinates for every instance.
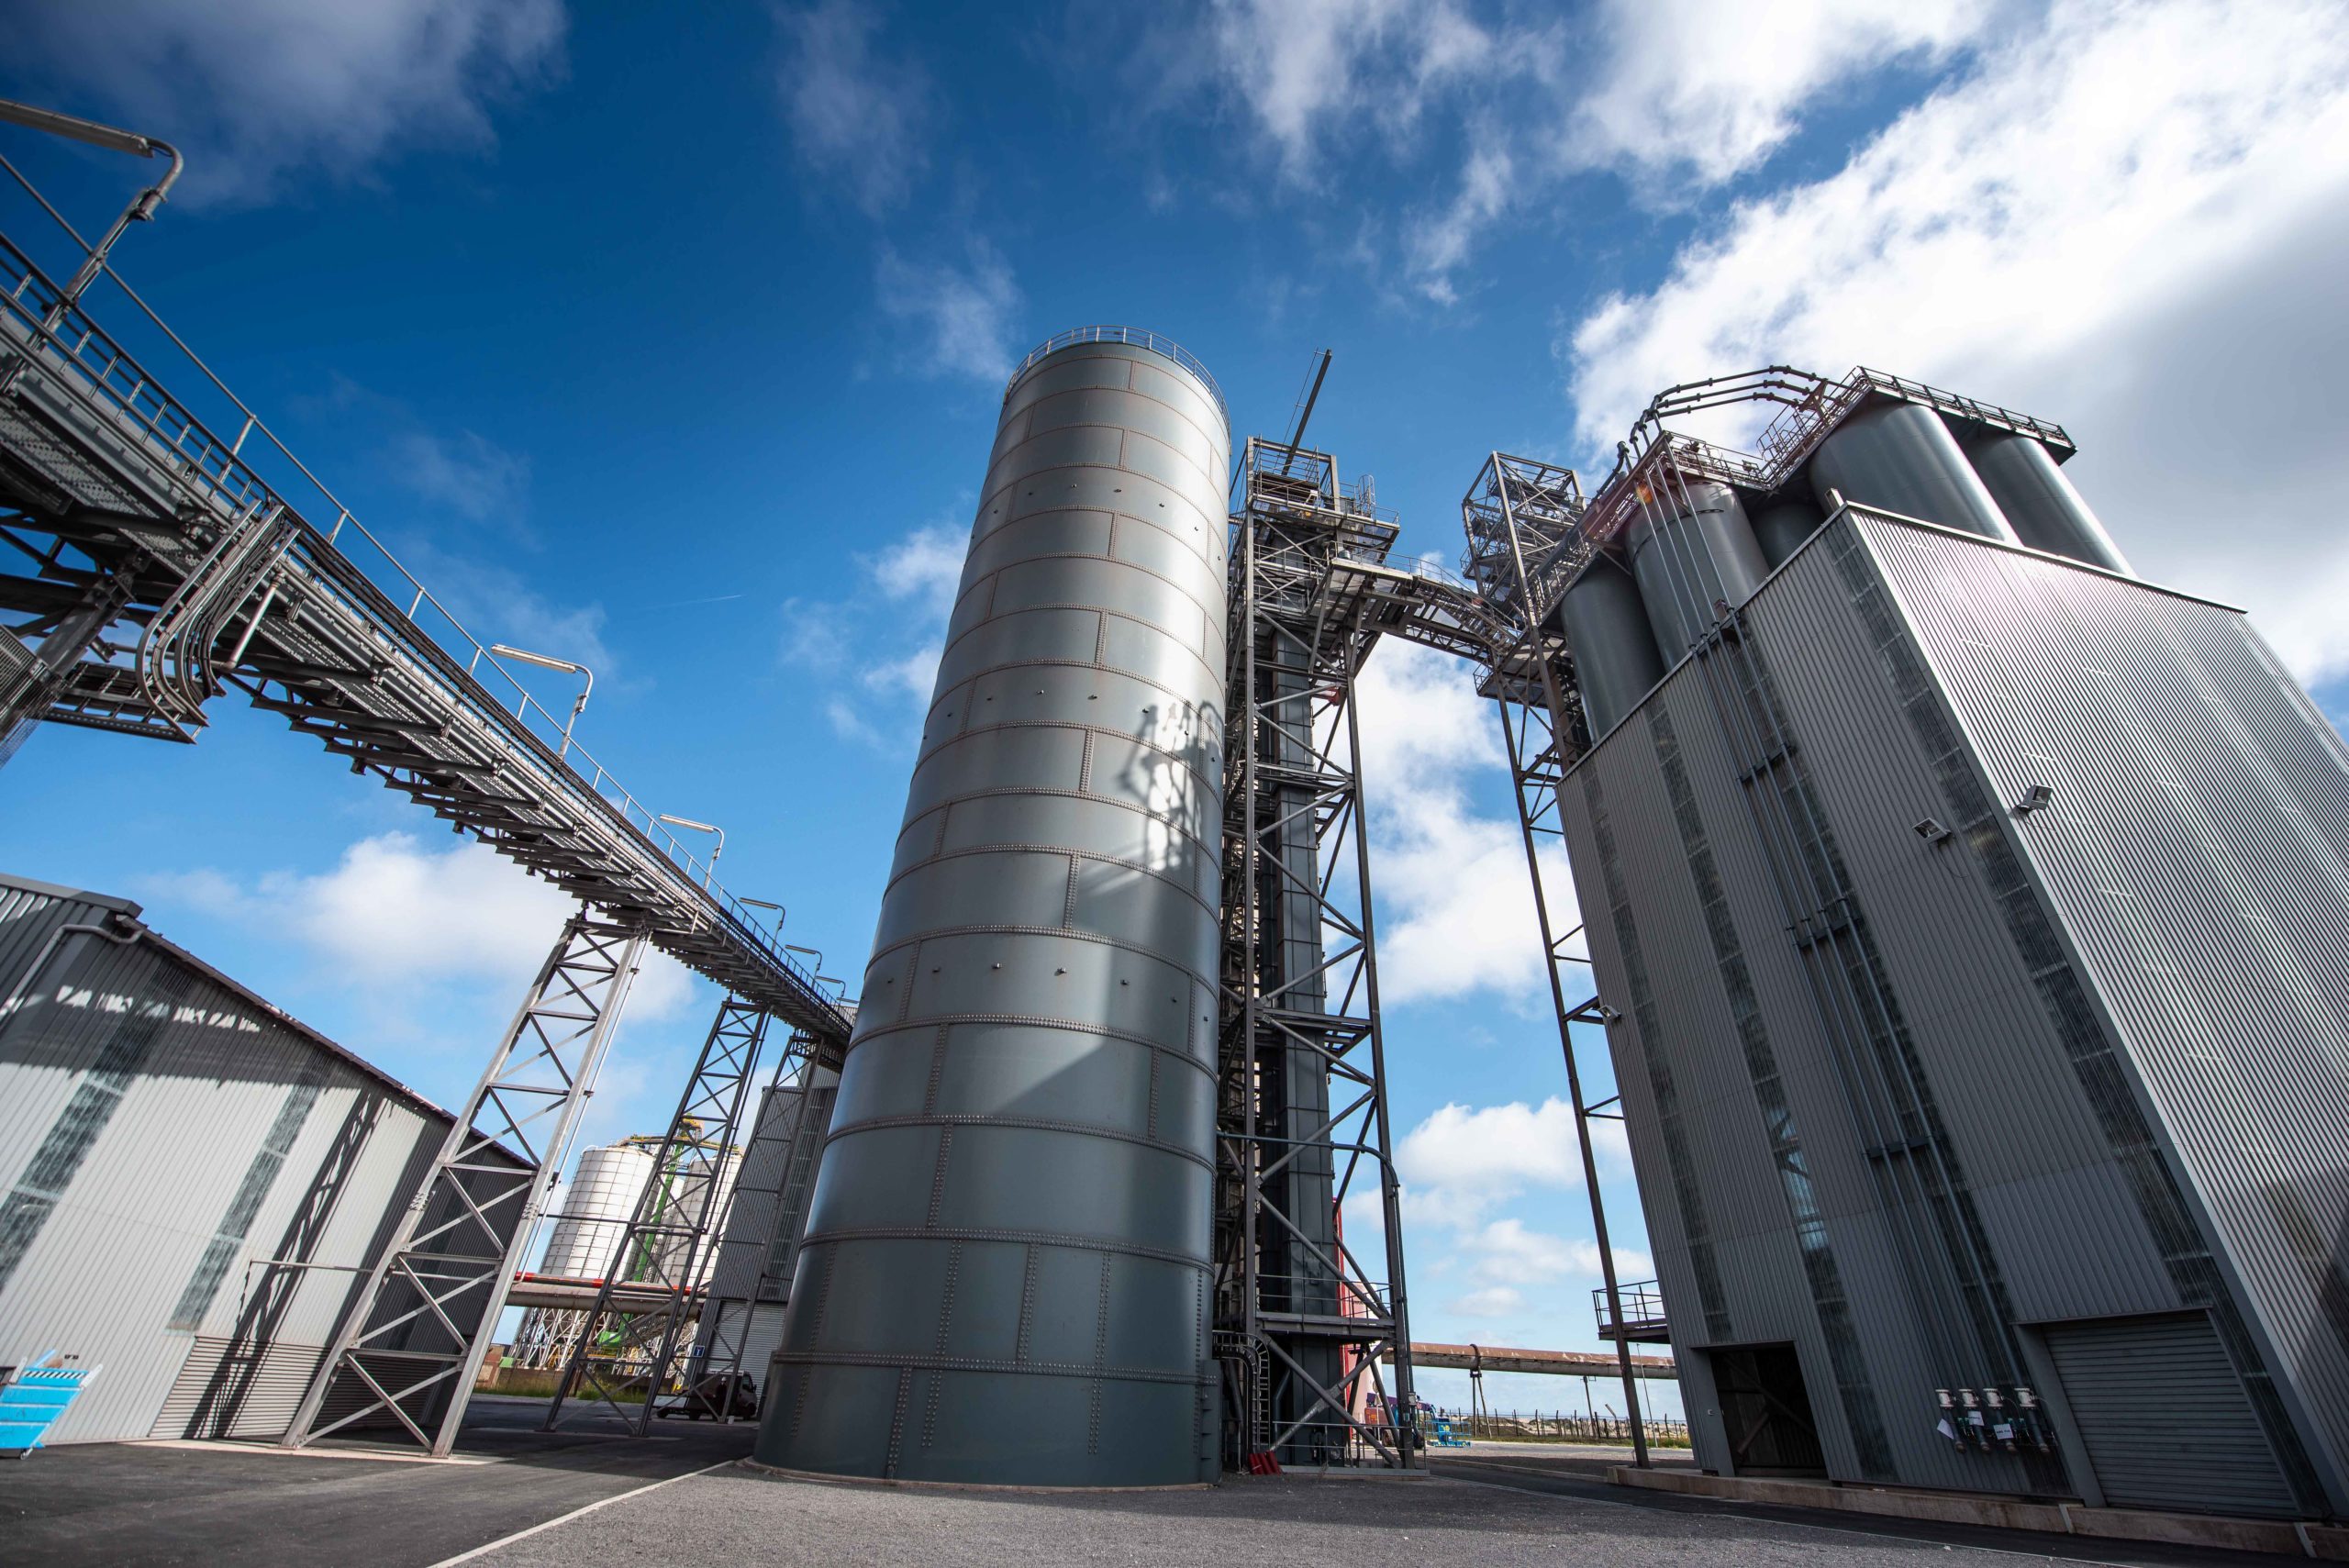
[1,1352,101,1457]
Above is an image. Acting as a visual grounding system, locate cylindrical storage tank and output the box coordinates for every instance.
[1624,478,1769,660]
[1963,430,2130,573]
[1553,556,1666,740]
[1752,496,1823,569]
[1808,400,2019,543]
[540,1141,655,1278]
[759,329,1229,1487]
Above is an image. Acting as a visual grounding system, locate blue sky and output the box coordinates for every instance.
[5,0,2347,1421]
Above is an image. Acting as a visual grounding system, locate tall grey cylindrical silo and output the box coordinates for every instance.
[1624,478,1770,660]
[1553,556,1665,739]
[1962,430,2132,573]
[757,329,1230,1487]
[1809,399,2020,543]
[1751,496,1823,568]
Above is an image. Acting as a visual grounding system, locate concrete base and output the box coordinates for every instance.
[1611,1465,2349,1559]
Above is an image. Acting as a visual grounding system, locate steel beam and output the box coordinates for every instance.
[543,995,773,1434]
[280,913,648,1456]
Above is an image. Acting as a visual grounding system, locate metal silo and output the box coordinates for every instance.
[539,1141,656,1277]
[1624,477,1769,660]
[1962,430,2131,573]
[1808,400,2018,543]
[1553,556,1665,738]
[1751,496,1823,568]
[759,328,1229,1486]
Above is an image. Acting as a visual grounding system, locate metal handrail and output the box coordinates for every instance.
[0,172,841,1025]
[1005,325,1229,423]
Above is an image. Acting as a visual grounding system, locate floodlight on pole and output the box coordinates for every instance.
[0,96,183,310]
[740,897,785,935]
[490,643,594,757]
[656,814,725,886]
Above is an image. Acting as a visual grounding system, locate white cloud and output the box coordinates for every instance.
[1353,639,1573,1004]
[786,517,968,749]
[1563,0,2349,681]
[1205,0,1498,183]
[1400,1096,1580,1209]
[1396,1095,1634,1230]
[386,426,531,524]
[776,0,929,216]
[875,241,1023,383]
[1564,0,1986,188]
[1464,1218,1650,1285]
[8,0,563,207]
[863,524,966,617]
[1191,0,1986,297]
[1450,1284,1524,1318]
[150,832,695,1020]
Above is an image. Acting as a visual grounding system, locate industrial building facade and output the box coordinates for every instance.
[1561,506,2349,1517]
[0,873,520,1444]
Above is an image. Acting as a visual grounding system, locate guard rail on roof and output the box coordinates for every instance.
[1005,326,1228,424]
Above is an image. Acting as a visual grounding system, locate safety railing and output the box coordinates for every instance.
[1005,325,1228,422]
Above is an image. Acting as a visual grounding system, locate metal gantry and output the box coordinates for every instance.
[544,996,772,1433]
[1216,436,1418,1470]
[694,1031,830,1406]
[0,179,851,1049]
[280,914,647,1456]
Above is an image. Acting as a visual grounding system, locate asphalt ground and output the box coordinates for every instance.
[0,1395,757,1568]
[0,1412,2285,1568]
[468,1459,2286,1568]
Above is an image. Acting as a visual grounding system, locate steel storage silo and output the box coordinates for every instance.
[1553,556,1666,738]
[1751,496,1823,568]
[1624,478,1770,660]
[539,1141,656,1278]
[1962,430,2131,573]
[1808,400,2019,543]
[758,328,1230,1486]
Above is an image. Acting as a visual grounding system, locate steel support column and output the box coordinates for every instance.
[696,1030,829,1409]
[1473,452,1651,1468]
[545,995,772,1434]
[281,912,648,1455]
[1216,439,1417,1471]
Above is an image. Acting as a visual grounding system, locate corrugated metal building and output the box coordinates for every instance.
[1563,509,2349,1518]
[0,873,520,1443]
[691,1068,836,1396]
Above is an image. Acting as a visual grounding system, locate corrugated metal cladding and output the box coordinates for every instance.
[1557,514,2349,1518]
[759,335,1230,1486]
[1862,515,2349,1513]
[0,873,475,1443]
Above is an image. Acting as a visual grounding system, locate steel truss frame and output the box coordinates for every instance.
[1468,451,1653,1466]
[1217,437,1418,1471]
[282,913,647,1455]
[0,187,849,1048]
[696,1031,829,1401]
[543,996,773,1434]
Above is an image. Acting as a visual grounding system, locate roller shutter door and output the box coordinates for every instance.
[2043,1312,2296,1518]
[152,1336,328,1440]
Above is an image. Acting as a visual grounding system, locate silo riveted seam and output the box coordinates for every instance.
[771,1348,1199,1385]
[845,1014,1219,1076]
[864,923,1219,994]
[825,1114,1215,1173]
[799,1223,1209,1269]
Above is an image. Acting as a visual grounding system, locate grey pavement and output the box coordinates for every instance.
[0,1396,757,1568]
[472,1458,2282,1568]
